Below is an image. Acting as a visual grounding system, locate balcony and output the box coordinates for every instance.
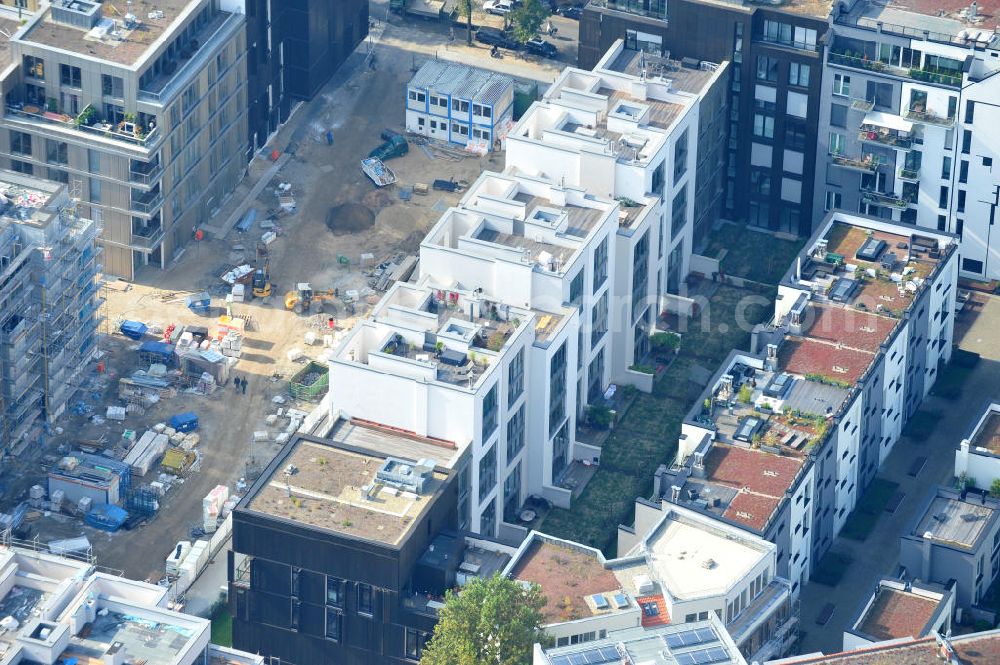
[129,160,164,186]
[728,579,793,644]
[130,189,164,215]
[862,188,914,209]
[903,107,955,127]
[4,103,161,149]
[850,98,875,112]
[858,127,912,150]
[828,50,962,88]
[132,224,164,250]
[587,0,667,19]
[898,166,920,182]
[831,153,882,173]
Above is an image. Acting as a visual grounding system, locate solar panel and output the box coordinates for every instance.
[550,645,621,665]
[591,594,610,609]
[675,646,731,665]
[665,627,718,649]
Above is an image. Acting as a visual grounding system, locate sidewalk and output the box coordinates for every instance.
[796,295,1000,654]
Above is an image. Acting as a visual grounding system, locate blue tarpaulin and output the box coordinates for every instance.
[138,341,175,366]
[85,504,128,532]
[236,209,257,233]
[120,320,148,340]
[186,291,211,314]
[169,412,199,433]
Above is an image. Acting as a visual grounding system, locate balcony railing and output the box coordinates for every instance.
[850,98,875,112]
[831,153,882,172]
[828,51,962,88]
[130,191,163,215]
[862,189,914,209]
[587,0,667,19]
[904,107,956,127]
[129,161,164,185]
[898,166,920,181]
[859,128,912,150]
[4,104,161,148]
[131,225,164,250]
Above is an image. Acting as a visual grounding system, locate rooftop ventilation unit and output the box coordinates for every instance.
[52,0,102,30]
[376,457,436,495]
[856,237,887,262]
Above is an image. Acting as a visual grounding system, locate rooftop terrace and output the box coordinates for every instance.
[970,407,1000,456]
[603,48,721,96]
[913,492,997,550]
[246,436,448,546]
[21,0,211,67]
[835,0,1000,45]
[855,586,941,642]
[781,630,1000,664]
[591,0,834,20]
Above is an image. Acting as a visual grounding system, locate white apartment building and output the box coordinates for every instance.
[955,402,1000,489]
[0,545,262,665]
[508,503,796,664]
[506,40,728,376]
[657,211,958,599]
[816,0,1000,281]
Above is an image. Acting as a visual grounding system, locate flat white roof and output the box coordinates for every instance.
[647,518,767,600]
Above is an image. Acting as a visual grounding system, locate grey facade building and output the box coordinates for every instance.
[900,487,1000,609]
[0,170,101,457]
[0,0,248,280]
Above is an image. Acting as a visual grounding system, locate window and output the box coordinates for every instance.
[833,73,851,97]
[830,104,847,128]
[479,444,497,501]
[23,55,44,80]
[472,103,491,118]
[90,178,101,204]
[756,55,778,82]
[407,90,425,103]
[625,29,664,54]
[453,99,470,113]
[87,149,101,173]
[957,190,966,213]
[942,156,952,179]
[869,81,894,110]
[10,131,31,157]
[965,100,975,124]
[785,123,807,150]
[673,129,688,181]
[787,91,808,119]
[325,608,342,641]
[789,62,810,86]
[45,139,67,165]
[357,583,374,615]
[508,349,524,403]
[762,20,817,49]
[959,160,969,183]
[326,576,344,606]
[671,184,688,236]
[451,123,469,137]
[751,169,771,196]
[568,271,584,310]
[507,405,525,462]
[962,129,972,154]
[587,348,605,402]
[825,190,842,211]
[482,384,498,441]
[963,258,984,274]
[591,291,609,345]
[592,236,608,292]
[503,462,521,523]
[939,186,949,209]
[405,628,430,660]
[549,342,567,436]
[47,168,68,184]
[985,157,993,168]
[101,74,124,98]
[829,132,846,155]
[480,499,497,536]
[429,95,447,109]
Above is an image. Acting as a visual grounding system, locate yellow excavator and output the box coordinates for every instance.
[251,242,272,298]
[284,283,337,314]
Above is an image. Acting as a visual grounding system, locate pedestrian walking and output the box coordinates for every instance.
[241,378,248,395]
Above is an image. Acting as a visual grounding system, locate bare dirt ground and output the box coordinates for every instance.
[0,12,566,583]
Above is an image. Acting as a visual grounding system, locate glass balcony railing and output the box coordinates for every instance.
[862,188,915,209]
[903,107,955,127]
[4,104,161,148]
[130,190,164,214]
[898,166,920,181]
[828,51,962,88]
[831,153,882,172]
[858,128,912,150]
[129,161,164,185]
[131,225,164,250]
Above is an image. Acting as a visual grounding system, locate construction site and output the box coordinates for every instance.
[0,13,564,594]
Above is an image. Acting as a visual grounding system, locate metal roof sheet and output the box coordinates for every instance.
[409,60,514,107]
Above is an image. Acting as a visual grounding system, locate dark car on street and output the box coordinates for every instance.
[556,4,583,19]
[525,37,558,58]
[475,27,521,50]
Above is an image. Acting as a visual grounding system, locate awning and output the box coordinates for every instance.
[863,111,913,133]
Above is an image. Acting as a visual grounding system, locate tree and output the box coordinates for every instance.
[991,478,1000,499]
[510,0,549,44]
[420,573,551,665]
[456,0,473,46]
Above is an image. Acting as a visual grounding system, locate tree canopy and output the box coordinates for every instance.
[510,0,550,44]
[420,573,551,665]
[456,0,474,45]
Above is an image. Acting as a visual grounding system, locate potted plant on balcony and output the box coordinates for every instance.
[75,105,97,127]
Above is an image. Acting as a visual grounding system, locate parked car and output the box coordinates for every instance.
[484,0,514,15]
[525,37,558,58]
[556,4,583,19]
[476,27,520,49]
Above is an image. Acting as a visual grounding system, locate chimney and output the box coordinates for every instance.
[671,485,681,502]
